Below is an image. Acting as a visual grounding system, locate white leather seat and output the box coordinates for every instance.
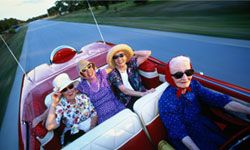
[63,109,153,150]
[133,82,168,126]
[133,82,169,145]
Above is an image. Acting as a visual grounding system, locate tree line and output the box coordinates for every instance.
[0,18,24,34]
[48,1,125,16]
[47,0,148,16]
[0,0,148,34]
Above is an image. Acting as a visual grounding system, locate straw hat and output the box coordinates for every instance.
[52,73,78,92]
[77,59,96,77]
[106,44,134,68]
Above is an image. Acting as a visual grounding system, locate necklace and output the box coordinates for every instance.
[66,98,76,107]
[87,78,100,92]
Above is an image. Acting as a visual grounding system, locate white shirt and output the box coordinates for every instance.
[120,70,134,91]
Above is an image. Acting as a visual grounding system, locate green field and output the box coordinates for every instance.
[53,1,250,39]
[1,0,250,127]
[0,26,27,127]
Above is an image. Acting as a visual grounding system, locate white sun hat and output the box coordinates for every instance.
[52,73,79,92]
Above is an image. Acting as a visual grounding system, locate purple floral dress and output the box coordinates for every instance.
[77,69,125,124]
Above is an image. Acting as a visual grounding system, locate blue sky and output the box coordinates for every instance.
[0,0,57,20]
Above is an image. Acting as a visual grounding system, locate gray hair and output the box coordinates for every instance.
[169,55,191,70]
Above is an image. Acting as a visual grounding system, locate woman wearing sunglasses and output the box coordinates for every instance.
[76,60,125,124]
[46,73,98,146]
[107,44,155,110]
[158,56,250,150]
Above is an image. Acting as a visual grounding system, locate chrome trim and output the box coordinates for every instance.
[229,135,250,150]
[194,75,250,98]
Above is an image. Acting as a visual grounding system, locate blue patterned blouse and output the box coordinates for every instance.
[158,80,231,150]
[108,57,145,106]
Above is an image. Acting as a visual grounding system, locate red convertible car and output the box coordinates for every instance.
[18,41,250,150]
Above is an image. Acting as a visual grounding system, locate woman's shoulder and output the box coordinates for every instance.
[79,78,87,84]
[75,93,90,101]
[77,79,87,88]
[108,68,119,76]
[159,86,177,103]
[159,87,179,112]
[99,68,109,77]
[190,79,203,90]
[127,57,137,66]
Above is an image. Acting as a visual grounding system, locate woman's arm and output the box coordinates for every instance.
[134,50,151,66]
[118,84,154,97]
[45,93,61,131]
[224,101,250,114]
[182,136,200,150]
[32,109,49,128]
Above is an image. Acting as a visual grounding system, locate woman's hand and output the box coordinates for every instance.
[224,101,250,114]
[51,92,62,107]
[141,88,155,96]
[147,88,155,93]
[90,115,98,129]
[46,93,61,131]
[182,136,200,150]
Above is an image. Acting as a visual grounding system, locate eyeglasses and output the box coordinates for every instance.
[61,84,74,93]
[81,64,92,73]
[112,53,124,60]
[171,69,194,79]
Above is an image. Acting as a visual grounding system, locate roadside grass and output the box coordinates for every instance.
[53,1,250,39]
[0,26,27,127]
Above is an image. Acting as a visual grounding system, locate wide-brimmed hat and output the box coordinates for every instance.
[52,73,79,92]
[106,44,134,68]
[77,59,96,77]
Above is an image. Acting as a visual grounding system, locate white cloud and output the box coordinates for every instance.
[0,0,57,21]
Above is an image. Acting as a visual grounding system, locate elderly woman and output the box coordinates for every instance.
[158,55,250,150]
[76,60,125,124]
[46,73,98,146]
[107,44,155,110]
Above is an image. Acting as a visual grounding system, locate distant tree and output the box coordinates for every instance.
[97,0,110,10]
[55,0,68,15]
[78,1,88,10]
[64,0,82,12]
[47,6,58,16]
[88,0,99,10]
[134,0,148,5]
[87,0,116,10]
[26,14,48,23]
[0,18,20,33]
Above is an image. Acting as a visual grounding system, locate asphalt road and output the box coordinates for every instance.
[0,20,250,149]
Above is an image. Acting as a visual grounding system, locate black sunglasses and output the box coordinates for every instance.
[81,64,92,73]
[171,69,194,79]
[61,84,74,93]
[112,53,124,60]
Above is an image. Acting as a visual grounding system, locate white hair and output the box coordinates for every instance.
[169,55,191,70]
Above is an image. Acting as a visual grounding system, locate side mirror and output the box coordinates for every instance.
[50,45,78,64]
